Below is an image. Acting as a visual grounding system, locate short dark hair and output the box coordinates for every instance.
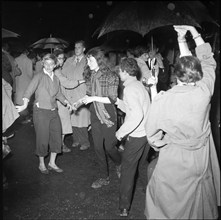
[75,40,86,48]
[119,58,140,77]
[174,56,203,83]
[133,45,149,58]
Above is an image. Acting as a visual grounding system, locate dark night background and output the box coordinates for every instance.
[2,1,220,50]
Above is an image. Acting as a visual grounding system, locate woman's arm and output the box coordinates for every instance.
[16,74,41,112]
[173,25,192,57]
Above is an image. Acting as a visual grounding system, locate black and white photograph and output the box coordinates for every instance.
[2,1,220,219]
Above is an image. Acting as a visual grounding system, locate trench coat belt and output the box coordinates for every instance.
[164,124,211,151]
[35,103,56,111]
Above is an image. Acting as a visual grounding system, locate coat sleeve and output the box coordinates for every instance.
[55,69,79,89]
[23,73,41,100]
[195,43,216,96]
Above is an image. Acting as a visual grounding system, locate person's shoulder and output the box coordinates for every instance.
[151,90,167,102]
[34,71,44,79]
[107,70,119,81]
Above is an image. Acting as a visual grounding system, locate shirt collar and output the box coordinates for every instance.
[43,68,54,80]
[74,55,84,62]
[123,76,137,87]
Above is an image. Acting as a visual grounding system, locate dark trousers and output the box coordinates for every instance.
[119,136,148,210]
[33,107,62,157]
[72,126,90,147]
[91,120,121,178]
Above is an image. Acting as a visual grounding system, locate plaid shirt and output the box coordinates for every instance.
[85,69,119,103]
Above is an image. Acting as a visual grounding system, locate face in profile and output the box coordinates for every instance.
[75,43,85,57]
[118,67,127,82]
[57,54,65,67]
[43,58,56,73]
[87,55,99,71]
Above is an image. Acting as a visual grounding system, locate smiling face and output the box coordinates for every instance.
[43,58,56,73]
[87,55,99,71]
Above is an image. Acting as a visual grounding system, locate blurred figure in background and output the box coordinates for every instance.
[2,78,20,189]
[15,48,34,124]
[2,41,22,102]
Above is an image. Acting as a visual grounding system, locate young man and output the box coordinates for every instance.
[62,40,91,150]
[115,58,151,217]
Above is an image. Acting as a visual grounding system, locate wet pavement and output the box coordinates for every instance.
[3,120,147,220]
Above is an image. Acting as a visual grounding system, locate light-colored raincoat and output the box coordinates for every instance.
[145,43,220,219]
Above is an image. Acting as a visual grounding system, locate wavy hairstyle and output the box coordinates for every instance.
[83,47,111,80]
[174,56,203,83]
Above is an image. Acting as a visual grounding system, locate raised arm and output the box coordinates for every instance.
[174,25,216,94]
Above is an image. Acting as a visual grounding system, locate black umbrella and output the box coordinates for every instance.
[95,1,216,38]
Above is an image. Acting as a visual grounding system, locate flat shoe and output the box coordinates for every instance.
[80,145,90,151]
[48,164,63,173]
[120,209,128,217]
[72,142,80,148]
[39,167,49,174]
[62,144,71,153]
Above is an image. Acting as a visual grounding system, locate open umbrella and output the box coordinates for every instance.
[2,28,20,38]
[30,35,69,53]
[95,1,216,38]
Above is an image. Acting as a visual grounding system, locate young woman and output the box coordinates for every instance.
[79,47,121,189]
[145,25,220,219]
[16,54,73,174]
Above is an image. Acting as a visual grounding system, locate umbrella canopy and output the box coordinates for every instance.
[30,35,69,51]
[2,28,20,38]
[96,1,216,38]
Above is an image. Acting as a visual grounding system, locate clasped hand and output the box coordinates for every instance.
[173,25,197,39]
[15,105,27,113]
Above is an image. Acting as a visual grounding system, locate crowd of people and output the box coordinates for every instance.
[2,25,220,219]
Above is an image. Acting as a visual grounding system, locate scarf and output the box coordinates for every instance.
[91,70,114,127]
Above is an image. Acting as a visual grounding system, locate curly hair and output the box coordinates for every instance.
[174,56,203,83]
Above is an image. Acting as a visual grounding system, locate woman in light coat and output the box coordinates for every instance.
[145,25,220,219]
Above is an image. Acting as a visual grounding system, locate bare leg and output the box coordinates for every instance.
[39,156,46,169]
[49,152,57,167]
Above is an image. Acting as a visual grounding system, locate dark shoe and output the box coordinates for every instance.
[116,165,121,179]
[39,167,49,174]
[21,118,32,124]
[72,142,80,148]
[62,144,71,153]
[120,209,128,217]
[48,164,63,173]
[4,132,15,139]
[80,145,90,151]
[91,177,110,189]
